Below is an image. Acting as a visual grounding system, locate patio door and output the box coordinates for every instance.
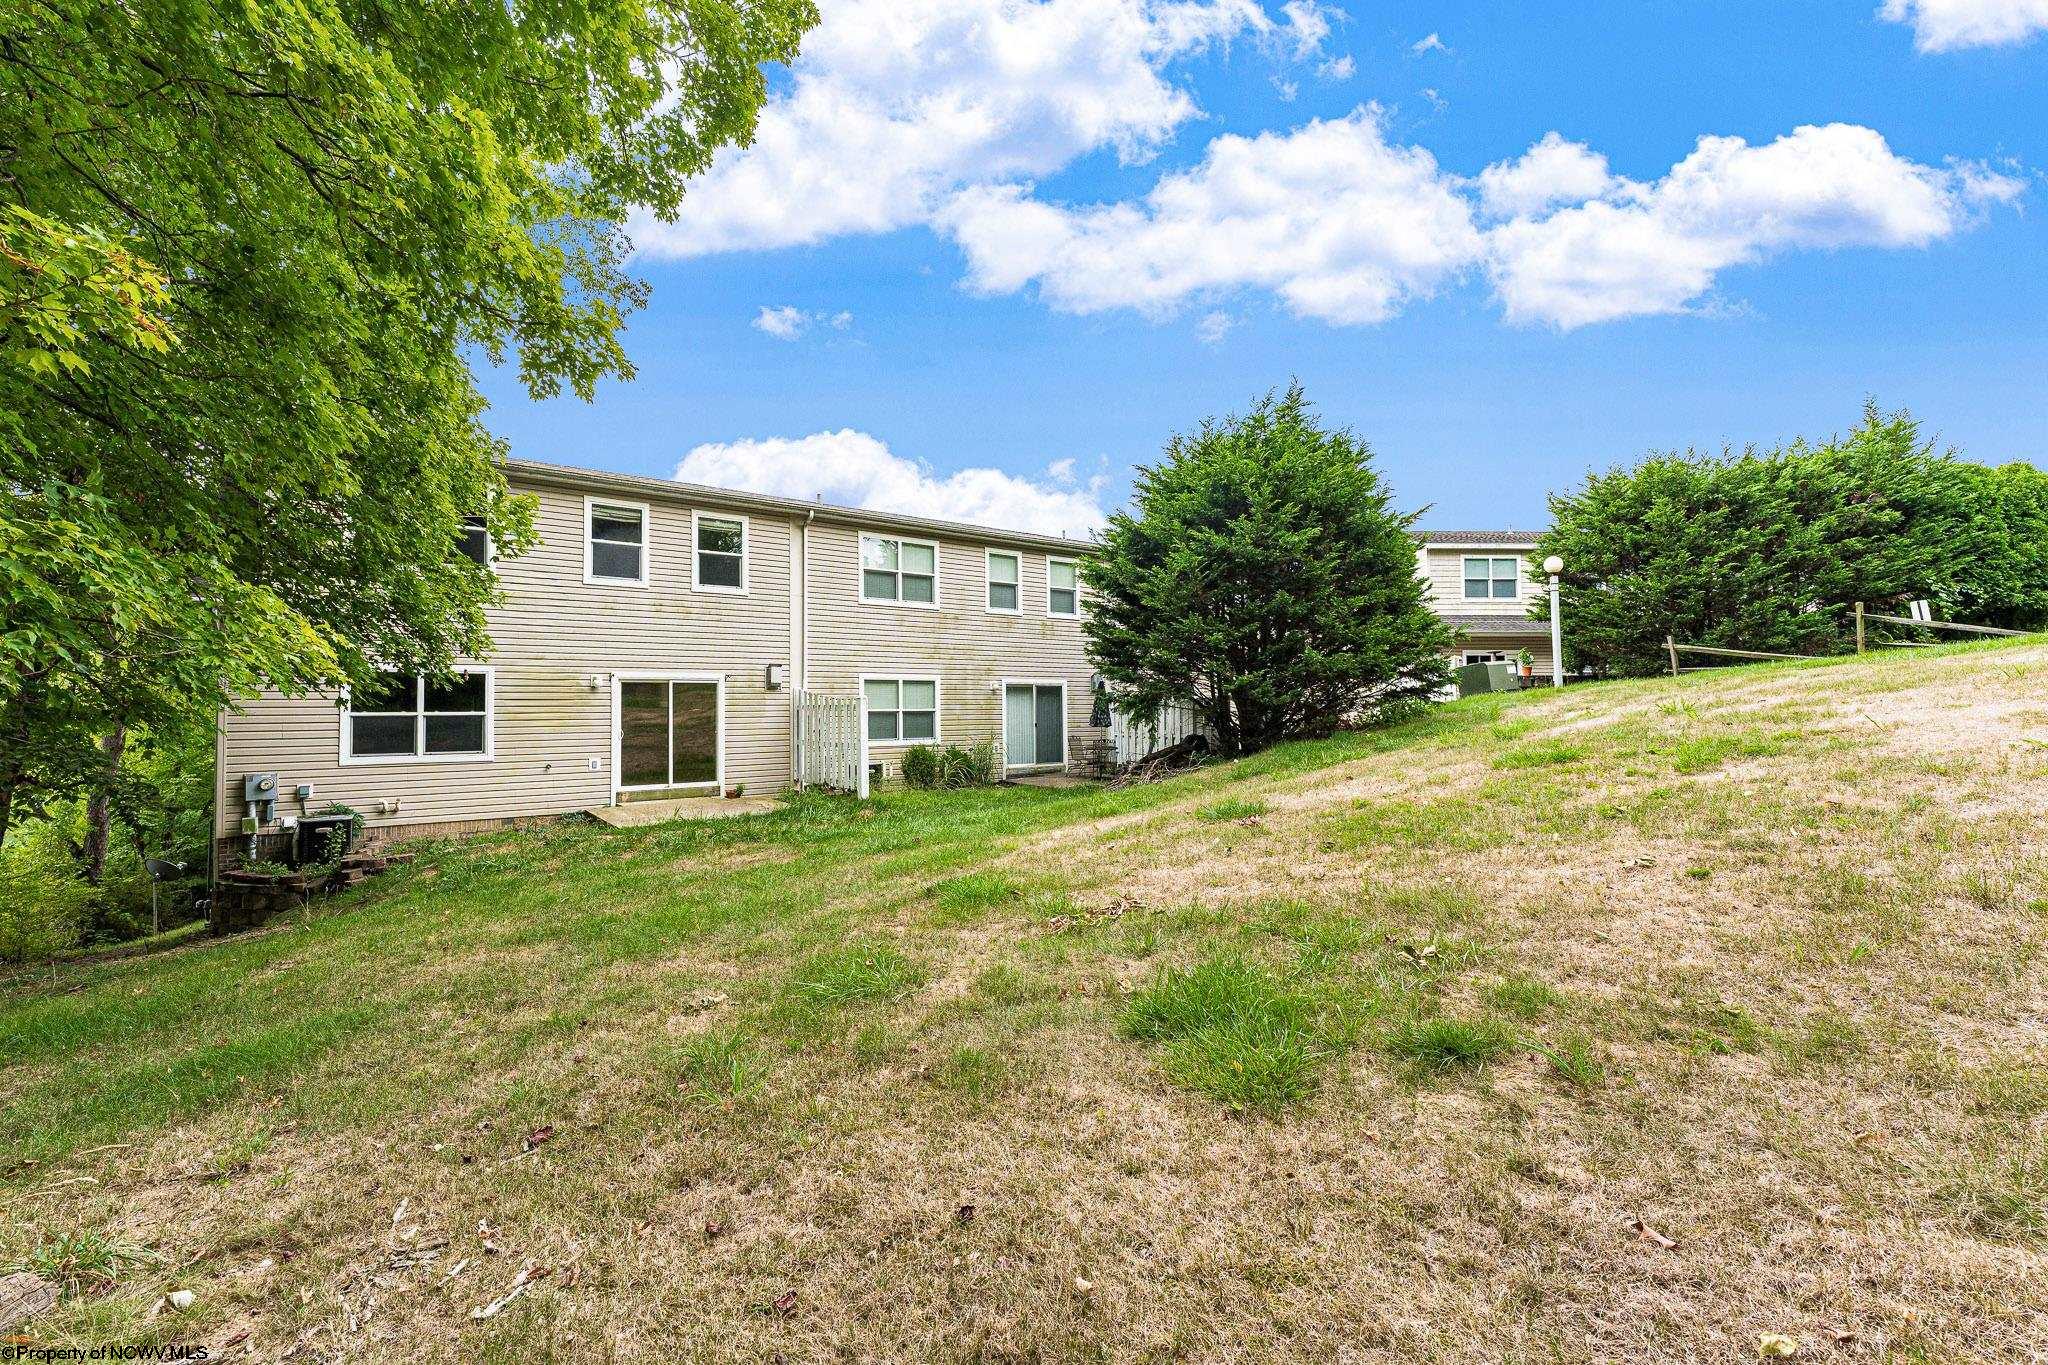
[1003,682,1066,770]
[616,676,721,795]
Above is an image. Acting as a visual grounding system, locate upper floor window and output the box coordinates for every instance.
[694,512,747,593]
[1463,556,1519,600]
[1047,557,1079,616]
[586,499,649,586]
[861,534,936,605]
[343,669,492,763]
[986,551,1020,612]
[456,515,491,567]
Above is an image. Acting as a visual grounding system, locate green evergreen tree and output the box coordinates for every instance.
[1534,403,2048,676]
[1084,385,1451,755]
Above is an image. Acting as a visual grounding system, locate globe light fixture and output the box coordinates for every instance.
[1542,555,1565,688]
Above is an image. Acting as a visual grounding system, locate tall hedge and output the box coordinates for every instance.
[1534,404,2048,676]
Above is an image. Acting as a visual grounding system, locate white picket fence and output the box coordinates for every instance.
[795,690,865,796]
[1109,699,1200,766]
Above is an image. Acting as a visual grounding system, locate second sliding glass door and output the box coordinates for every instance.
[618,678,721,791]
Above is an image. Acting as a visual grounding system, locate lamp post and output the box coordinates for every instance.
[1542,554,1565,689]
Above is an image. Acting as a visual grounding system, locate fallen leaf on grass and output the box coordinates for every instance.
[1757,1333,1798,1358]
[771,1290,798,1317]
[521,1125,555,1153]
[1630,1218,1677,1250]
[955,1204,976,1225]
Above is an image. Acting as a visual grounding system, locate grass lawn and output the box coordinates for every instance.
[4,640,2046,1361]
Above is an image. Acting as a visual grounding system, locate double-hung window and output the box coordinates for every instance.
[1463,556,1519,600]
[1047,557,1079,617]
[456,516,491,567]
[344,669,492,762]
[586,499,649,586]
[864,678,938,742]
[694,512,747,592]
[986,551,1020,612]
[861,534,936,605]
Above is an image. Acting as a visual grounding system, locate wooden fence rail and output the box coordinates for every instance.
[1667,605,2029,677]
[1854,601,2026,650]
[1664,636,1814,676]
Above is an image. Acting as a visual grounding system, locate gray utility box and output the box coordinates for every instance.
[1453,662,1522,697]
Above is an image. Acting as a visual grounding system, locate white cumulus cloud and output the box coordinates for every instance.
[1475,133,1618,219]
[632,0,1277,258]
[1485,123,2024,328]
[1410,31,1447,54]
[938,106,1483,325]
[936,111,2020,331]
[674,430,1108,537]
[752,306,853,339]
[1879,0,2048,50]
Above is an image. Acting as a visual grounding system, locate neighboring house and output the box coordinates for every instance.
[215,458,1099,857]
[1414,530,1554,673]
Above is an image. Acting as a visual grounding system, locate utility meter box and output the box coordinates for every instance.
[244,773,278,803]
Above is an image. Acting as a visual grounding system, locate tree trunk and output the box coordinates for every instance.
[0,780,12,848]
[82,727,127,886]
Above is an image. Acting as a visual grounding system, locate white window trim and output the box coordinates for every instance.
[338,666,495,766]
[691,509,750,596]
[1045,555,1081,618]
[857,532,941,610]
[1462,554,1521,601]
[858,673,942,747]
[584,496,651,589]
[459,514,495,569]
[1462,650,1513,666]
[1000,676,1068,772]
[984,548,1022,615]
[610,671,726,798]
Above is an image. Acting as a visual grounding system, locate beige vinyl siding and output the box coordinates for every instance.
[1420,547,1542,615]
[802,523,1100,777]
[216,480,797,836]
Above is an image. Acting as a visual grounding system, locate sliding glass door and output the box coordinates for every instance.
[617,677,721,791]
[1003,682,1066,770]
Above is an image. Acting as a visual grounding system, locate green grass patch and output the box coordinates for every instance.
[670,1029,770,1106]
[1492,739,1587,770]
[1122,955,1326,1114]
[1383,1014,1514,1075]
[1197,797,1268,822]
[1671,730,1787,774]
[787,941,925,1008]
[1482,973,1565,1019]
[928,871,1023,922]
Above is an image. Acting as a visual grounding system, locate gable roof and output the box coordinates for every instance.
[1415,529,1544,546]
[501,456,1097,554]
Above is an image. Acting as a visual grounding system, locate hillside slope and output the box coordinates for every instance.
[4,640,2045,1361]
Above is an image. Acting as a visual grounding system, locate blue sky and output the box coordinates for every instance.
[477,0,2046,535]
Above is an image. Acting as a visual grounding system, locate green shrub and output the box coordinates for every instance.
[901,744,941,789]
[0,833,94,961]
